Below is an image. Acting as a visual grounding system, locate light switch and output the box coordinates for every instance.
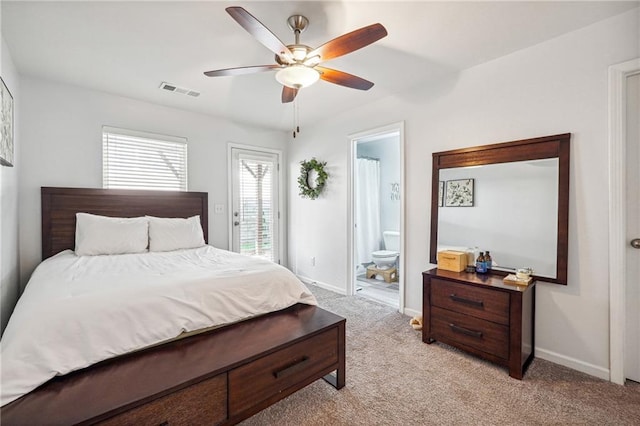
[214,204,224,214]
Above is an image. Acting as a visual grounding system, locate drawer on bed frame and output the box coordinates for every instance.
[98,374,227,426]
[228,327,339,417]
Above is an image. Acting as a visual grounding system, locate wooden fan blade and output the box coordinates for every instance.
[204,65,280,77]
[282,86,298,103]
[226,7,293,59]
[315,66,374,90]
[307,23,387,63]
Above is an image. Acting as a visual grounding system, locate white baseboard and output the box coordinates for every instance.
[403,307,421,318]
[535,347,610,380]
[297,275,347,295]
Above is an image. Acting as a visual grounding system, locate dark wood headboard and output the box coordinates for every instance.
[41,187,208,259]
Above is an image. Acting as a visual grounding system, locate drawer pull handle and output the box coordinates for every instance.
[273,356,310,379]
[449,323,483,339]
[450,294,484,307]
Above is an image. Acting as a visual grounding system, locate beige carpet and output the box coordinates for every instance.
[241,285,640,425]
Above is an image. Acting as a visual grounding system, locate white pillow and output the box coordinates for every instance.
[147,215,205,252]
[75,213,149,256]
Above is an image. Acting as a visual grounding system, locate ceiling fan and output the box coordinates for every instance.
[204,7,388,103]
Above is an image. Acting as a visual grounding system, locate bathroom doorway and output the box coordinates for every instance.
[348,122,404,311]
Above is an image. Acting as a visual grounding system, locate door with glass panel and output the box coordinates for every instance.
[230,148,280,263]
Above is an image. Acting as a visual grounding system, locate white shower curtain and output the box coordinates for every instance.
[356,158,381,269]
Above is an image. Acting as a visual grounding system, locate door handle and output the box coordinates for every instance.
[631,238,640,249]
[234,221,240,226]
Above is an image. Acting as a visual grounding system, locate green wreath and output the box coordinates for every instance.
[298,158,328,200]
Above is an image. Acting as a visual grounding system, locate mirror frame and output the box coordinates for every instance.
[430,133,571,285]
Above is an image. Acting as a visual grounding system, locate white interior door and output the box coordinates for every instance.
[625,72,640,382]
[230,148,280,263]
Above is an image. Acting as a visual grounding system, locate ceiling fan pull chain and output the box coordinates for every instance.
[294,97,301,137]
[292,97,297,138]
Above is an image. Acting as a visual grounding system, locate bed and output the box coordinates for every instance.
[1,187,345,425]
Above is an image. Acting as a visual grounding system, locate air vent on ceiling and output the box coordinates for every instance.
[159,82,200,97]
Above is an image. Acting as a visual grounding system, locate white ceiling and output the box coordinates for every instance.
[2,1,637,131]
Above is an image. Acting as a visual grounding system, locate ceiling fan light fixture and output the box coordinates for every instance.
[291,47,308,61]
[276,65,320,89]
[303,55,321,67]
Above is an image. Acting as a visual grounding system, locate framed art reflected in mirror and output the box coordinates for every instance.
[444,178,474,207]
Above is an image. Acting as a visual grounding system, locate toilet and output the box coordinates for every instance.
[371,231,400,269]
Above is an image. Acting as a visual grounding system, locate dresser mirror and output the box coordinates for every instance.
[429,134,570,285]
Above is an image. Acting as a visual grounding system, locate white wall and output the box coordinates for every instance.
[288,9,639,378]
[0,35,20,334]
[18,77,288,287]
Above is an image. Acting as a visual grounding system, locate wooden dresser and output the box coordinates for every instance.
[422,268,535,379]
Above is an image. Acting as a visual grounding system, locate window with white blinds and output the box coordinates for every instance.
[103,126,187,191]
[236,152,278,262]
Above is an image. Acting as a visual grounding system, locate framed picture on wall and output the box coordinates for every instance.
[445,178,474,207]
[438,181,444,207]
[0,77,14,167]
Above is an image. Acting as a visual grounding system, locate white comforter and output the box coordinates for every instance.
[0,246,316,406]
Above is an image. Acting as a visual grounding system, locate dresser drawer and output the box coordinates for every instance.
[229,327,338,416]
[431,278,509,325]
[431,306,509,359]
[98,373,227,426]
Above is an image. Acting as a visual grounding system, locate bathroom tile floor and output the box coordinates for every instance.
[356,275,399,308]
